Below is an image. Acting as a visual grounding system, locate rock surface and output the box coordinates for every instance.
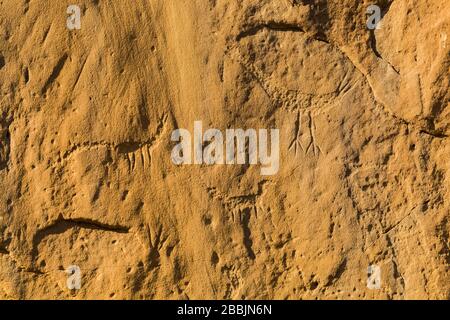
[0,0,448,299]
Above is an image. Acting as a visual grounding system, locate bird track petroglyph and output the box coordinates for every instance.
[227,22,360,157]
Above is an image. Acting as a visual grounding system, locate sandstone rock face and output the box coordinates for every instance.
[0,0,448,300]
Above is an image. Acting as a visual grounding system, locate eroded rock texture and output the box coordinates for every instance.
[0,0,449,299]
